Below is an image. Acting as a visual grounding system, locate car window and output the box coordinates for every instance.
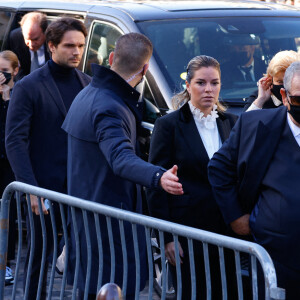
[0,11,12,50]
[138,17,300,104]
[84,22,122,76]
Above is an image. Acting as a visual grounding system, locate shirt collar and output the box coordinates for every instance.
[287,112,300,138]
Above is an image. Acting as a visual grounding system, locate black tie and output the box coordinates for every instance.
[241,65,253,81]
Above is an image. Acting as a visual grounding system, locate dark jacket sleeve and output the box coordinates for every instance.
[93,104,164,189]
[243,90,259,111]
[208,117,244,224]
[5,81,38,186]
[146,116,175,244]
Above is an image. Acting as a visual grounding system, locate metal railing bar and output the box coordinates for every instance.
[59,203,69,300]
[119,220,127,296]
[83,210,92,300]
[71,206,80,300]
[158,231,167,300]
[94,213,103,292]
[188,238,196,300]
[132,223,140,300]
[218,246,227,300]
[174,235,182,300]
[203,242,211,300]
[12,191,22,300]
[106,216,115,283]
[251,255,258,300]
[234,250,243,300]
[24,193,35,300]
[47,199,57,300]
[145,227,153,300]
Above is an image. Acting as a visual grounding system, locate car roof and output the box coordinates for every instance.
[1,0,300,21]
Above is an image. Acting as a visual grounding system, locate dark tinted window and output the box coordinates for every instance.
[0,11,12,50]
[138,17,300,104]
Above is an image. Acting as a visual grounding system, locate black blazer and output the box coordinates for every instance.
[5,62,91,193]
[146,102,238,243]
[7,27,50,80]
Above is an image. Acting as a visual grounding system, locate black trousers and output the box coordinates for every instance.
[23,201,63,300]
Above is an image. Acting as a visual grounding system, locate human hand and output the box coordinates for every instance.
[254,76,272,108]
[0,72,6,85]
[160,165,183,195]
[230,214,250,235]
[30,194,48,215]
[0,84,10,100]
[165,241,184,266]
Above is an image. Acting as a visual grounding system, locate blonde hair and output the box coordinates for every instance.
[172,55,226,112]
[267,50,300,77]
[0,50,19,70]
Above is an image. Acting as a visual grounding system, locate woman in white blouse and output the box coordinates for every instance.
[147,55,238,299]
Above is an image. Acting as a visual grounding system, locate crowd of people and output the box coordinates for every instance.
[1,10,300,300]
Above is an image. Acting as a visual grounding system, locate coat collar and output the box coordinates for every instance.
[91,64,143,122]
[39,62,89,117]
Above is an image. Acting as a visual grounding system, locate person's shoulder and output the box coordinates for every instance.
[9,27,22,39]
[241,106,284,124]
[156,108,180,124]
[75,69,92,82]
[221,111,238,121]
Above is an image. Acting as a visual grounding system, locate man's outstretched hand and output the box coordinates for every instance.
[160,165,183,195]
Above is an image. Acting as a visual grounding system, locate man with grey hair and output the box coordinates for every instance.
[8,12,50,80]
[208,61,300,298]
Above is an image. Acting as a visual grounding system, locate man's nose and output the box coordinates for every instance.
[73,47,80,55]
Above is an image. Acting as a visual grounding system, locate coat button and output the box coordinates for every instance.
[156,172,160,176]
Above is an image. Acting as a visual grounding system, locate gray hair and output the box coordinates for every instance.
[284,61,300,92]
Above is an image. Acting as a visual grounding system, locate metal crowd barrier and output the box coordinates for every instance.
[0,182,285,300]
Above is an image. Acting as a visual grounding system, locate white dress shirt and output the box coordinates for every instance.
[287,112,300,147]
[188,102,222,159]
[29,45,46,66]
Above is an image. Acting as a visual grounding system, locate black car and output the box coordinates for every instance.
[1,0,300,297]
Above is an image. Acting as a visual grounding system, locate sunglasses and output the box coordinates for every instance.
[287,92,300,106]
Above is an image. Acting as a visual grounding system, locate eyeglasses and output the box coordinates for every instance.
[287,92,300,106]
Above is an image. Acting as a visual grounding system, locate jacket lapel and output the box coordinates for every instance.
[216,115,231,143]
[178,102,210,167]
[40,64,67,117]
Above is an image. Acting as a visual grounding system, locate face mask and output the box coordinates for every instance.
[1,71,12,85]
[235,51,250,66]
[288,104,300,124]
[271,84,283,102]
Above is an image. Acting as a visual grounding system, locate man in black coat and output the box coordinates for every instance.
[6,17,91,300]
[221,34,266,88]
[62,33,183,299]
[208,62,300,299]
[7,12,50,80]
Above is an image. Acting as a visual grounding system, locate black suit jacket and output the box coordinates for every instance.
[8,27,50,80]
[146,102,238,244]
[5,62,91,193]
[208,106,288,224]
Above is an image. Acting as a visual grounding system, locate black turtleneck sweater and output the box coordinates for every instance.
[48,59,82,111]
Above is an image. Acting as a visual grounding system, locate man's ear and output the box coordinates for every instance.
[142,63,149,76]
[108,52,114,66]
[48,41,55,54]
[281,88,289,108]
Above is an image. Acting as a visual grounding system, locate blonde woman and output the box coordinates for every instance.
[244,50,299,111]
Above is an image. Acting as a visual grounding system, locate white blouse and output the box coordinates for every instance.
[188,102,222,159]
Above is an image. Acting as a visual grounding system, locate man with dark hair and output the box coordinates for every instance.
[62,32,183,299]
[208,61,300,298]
[6,17,91,299]
[8,12,50,80]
